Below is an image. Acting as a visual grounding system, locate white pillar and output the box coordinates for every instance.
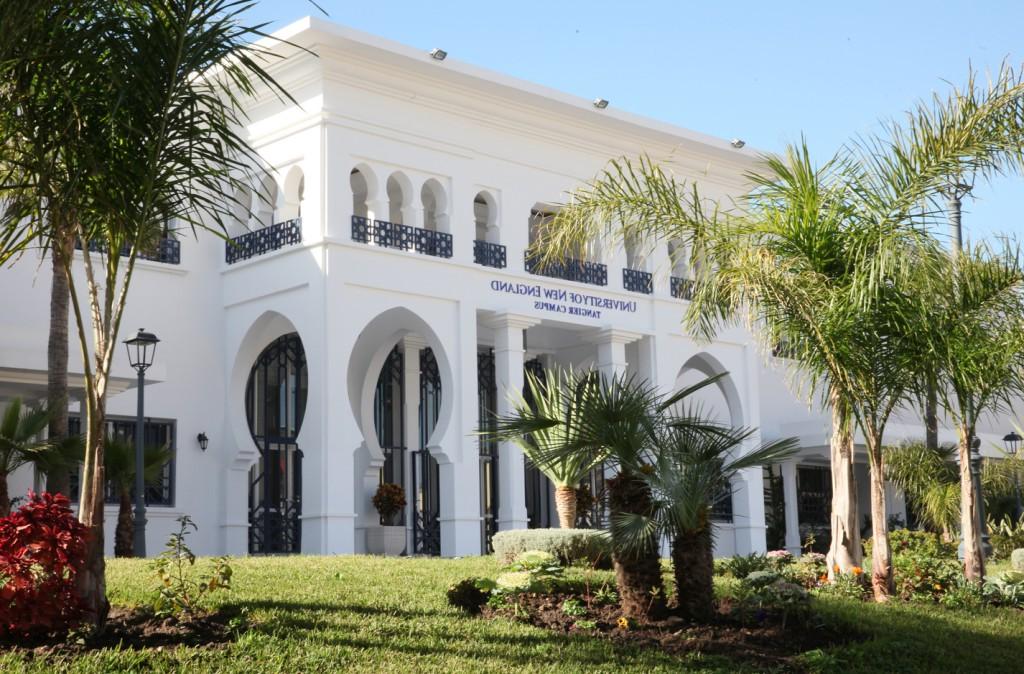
[488,312,539,531]
[590,328,642,379]
[781,460,801,554]
[222,465,250,556]
[732,344,768,555]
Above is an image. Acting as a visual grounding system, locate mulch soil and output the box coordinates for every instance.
[2,606,238,658]
[482,592,865,671]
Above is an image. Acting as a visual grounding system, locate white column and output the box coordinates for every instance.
[781,460,801,554]
[590,328,642,379]
[222,464,250,556]
[732,344,768,554]
[488,312,539,531]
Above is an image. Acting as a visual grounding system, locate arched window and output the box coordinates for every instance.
[255,174,278,228]
[420,179,448,232]
[474,191,497,242]
[351,168,370,219]
[230,184,253,236]
[386,173,411,225]
[668,239,688,278]
[281,166,305,221]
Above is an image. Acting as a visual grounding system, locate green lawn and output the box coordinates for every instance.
[2,555,1022,673]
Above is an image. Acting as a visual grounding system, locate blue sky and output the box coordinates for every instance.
[249,1,1024,242]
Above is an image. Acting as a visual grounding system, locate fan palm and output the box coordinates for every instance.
[614,397,798,621]
[488,368,603,529]
[0,398,73,517]
[103,437,172,558]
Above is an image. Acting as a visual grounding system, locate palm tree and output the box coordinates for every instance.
[916,243,1024,581]
[0,1,295,626]
[535,66,1024,599]
[615,387,798,621]
[103,437,172,558]
[886,441,1016,540]
[489,368,602,529]
[0,398,57,517]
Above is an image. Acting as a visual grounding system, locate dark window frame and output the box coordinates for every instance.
[67,413,177,507]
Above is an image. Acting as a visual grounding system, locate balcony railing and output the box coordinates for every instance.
[473,240,507,269]
[351,215,453,259]
[225,218,302,265]
[622,268,653,294]
[670,276,695,300]
[76,237,181,265]
[525,253,607,286]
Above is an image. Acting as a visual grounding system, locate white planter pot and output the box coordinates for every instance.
[366,525,406,556]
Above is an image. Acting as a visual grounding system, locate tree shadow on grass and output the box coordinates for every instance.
[226,599,683,669]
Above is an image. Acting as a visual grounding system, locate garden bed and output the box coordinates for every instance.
[5,606,239,658]
[482,591,863,669]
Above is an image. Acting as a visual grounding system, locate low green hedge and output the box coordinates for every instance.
[491,528,611,567]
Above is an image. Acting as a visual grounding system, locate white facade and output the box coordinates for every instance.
[0,17,1012,558]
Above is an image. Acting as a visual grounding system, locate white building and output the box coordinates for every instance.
[0,17,1014,558]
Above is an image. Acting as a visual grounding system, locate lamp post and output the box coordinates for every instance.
[1004,431,1023,520]
[970,436,993,558]
[124,328,159,558]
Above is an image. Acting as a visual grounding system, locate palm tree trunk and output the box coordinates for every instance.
[607,470,666,621]
[958,427,985,582]
[554,485,577,529]
[45,229,72,496]
[0,472,9,518]
[827,399,861,579]
[114,488,133,558]
[865,431,893,601]
[672,524,714,622]
[76,404,109,627]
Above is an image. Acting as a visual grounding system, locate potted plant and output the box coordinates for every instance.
[366,482,407,556]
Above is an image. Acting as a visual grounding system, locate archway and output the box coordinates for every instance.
[246,332,307,554]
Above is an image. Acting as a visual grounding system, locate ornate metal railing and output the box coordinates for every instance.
[670,276,695,300]
[525,252,607,286]
[351,215,453,259]
[622,268,653,294]
[473,240,507,269]
[76,237,181,265]
[225,218,302,264]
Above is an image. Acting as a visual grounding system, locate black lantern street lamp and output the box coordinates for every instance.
[124,328,159,557]
[1004,431,1023,520]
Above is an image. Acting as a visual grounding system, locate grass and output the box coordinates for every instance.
[0,555,1021,673]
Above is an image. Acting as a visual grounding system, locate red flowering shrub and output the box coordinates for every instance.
[0,491,89,638]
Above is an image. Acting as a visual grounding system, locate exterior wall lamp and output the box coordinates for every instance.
[197,432,209,452]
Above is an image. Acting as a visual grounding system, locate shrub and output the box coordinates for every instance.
[561,598,587,616]
[446,578,492,614]
[1011,548,1024,572]
[864,529,957,560]
[722,553,771,579]
[989,518,1024,561]
[766,549,795,569]
[783,552,828,589]
[372,483,406,521]
[743,570,782,590]
[510,550,559,571]
[939,578,986,610]
[892,551,962,602]
[984,570,1024,608]
[814,569,868,601]
[491,529,611,567]
[0,491,88,638]
[152,516,232,616]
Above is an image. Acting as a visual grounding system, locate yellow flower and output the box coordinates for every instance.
[933,583,943,590]
[616,616,632,630]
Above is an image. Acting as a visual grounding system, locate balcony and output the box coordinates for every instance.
[525,252,608,286]
[351,215,453,259]
[473,240,507,269]
[622,268,653,294]
[670,276,695,300]
[76,237,181,265]
[225,218,302,265]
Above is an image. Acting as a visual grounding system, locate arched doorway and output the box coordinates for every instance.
[246,333,306,554]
